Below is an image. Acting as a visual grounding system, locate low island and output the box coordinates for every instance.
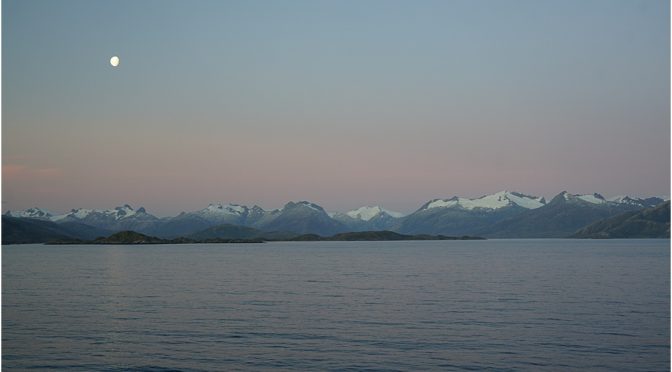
[46,230,484,245]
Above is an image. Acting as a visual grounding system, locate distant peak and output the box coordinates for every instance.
[5,207,53,219]
[554,192,607,205]
[284,201,326,213]
[576,193,606,204]
[345,205,404,220]
[423,191,546,211]
[299,201,324,211]
[201,203,248,216]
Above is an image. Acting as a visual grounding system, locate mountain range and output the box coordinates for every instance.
[3,191,668,243]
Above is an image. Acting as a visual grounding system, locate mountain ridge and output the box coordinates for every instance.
[4,191,666,241]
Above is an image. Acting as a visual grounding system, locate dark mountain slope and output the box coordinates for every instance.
[572,202,670,238]
[189,224,265,240]
[145,213,216,238]
[3,216,112,244]
[396,206,524,235]
[4,217,78,244]
[254,201,347,236]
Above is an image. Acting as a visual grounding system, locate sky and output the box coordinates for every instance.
[2,0,670,216]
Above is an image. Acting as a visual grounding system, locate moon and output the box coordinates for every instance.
[110,56,120,67]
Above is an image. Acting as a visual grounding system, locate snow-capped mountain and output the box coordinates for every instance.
[4,204,160,237]
[345,206,404,221]
[608,195,640,204]
[156,201,343,237]
[5,204,147,222]
[420,191,546,211]
[292,201,324,213]
[332,206,404,232]
[561,192,664,208]
[482,191,657,238]
[52,204,148,222]
[398,191,542,236]
[192,203,250,224]
[48,205,159,233]
[607,195,665,208]
[178,203,281,229]
[4,207,53,220]
[200,203,248,216]
[561,192,607,205]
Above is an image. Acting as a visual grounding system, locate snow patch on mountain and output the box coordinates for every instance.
[425,191,546,211]
[576,194,607,204]
[52,208,92,221]
[502,192,546,209]
[5,207,53,219]
[607,195,653,206]
[200,203,248,216]
[51,205,146,221]
[296,201,324,212]
[113,204,139,219]
[345,206,404,221]
[561,192,607,204]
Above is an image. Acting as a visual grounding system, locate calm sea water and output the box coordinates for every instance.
[3,240,669,371]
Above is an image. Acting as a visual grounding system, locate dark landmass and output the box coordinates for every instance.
[3,216,73,244]
[571,201,670,239]
[43,230,483,245]
[284,230,485,241]
[46,231,264,245]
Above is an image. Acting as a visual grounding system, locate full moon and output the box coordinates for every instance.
[110,56,120,67]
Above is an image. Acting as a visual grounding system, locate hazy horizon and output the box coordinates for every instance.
[4,0,670,216]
